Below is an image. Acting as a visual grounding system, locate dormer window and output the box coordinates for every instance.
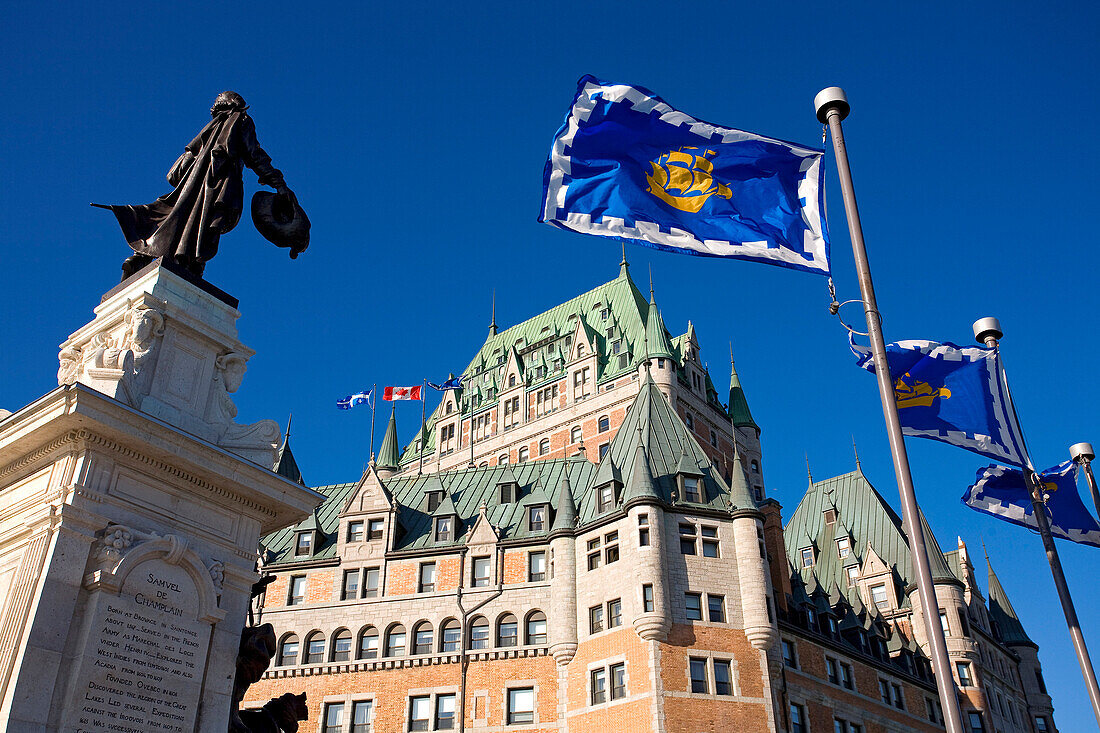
[499,483,515,503]
[434,517,453,542]
[837,536,851,558]
[295,531,313,556]
[368,519,384,540]
[347,521,364,543]
[596,484,614,513]
[509,374,517,387]
[426,491,444,513]
[846,565,860,586]
[800,547,815,568]
[683,477,701,503]
[529,506,546,532]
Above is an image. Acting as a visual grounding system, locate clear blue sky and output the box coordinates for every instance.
[2,2,1097,727]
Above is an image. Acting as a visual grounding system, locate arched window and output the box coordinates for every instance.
[479,461,489,468]
[468,616,489,650]
[497,613,519,647]
[518,447,529,462]
[385,624,406,657]
[440,618,461,653]
[598,415,610,433]
[304,631,325,664]
[525,611,547,645]
[571,426,582,443]
[577,343,585,357]
[357,626,379,660]
[412,621,433,655]
[499,453,509,465]
[331,628,352,662]
[509,374,516,387]
[539,438,550,456]
[277,633,299,666]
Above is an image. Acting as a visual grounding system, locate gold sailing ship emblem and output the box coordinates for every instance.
[645,147,732,213]
[894,372,952,409]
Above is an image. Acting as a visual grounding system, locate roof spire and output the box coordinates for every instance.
[284,413,292,442]
[728,350,757,430]
[619,240,629,275]
[806,453,814,485]
[273,414,305,485]
[649,264,655,302]
[489,289,497,336]
[376,403,400,471]
[852,435,861,470]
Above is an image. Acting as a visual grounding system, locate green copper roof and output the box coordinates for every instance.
[728,360,757,430]
[550,468,577,534]
[273,434,305,486]
[643,297,674,360]
[784,468,958,609]
[986,557,1036,647]
[377,407,400,469]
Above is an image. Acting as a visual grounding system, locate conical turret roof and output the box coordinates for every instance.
[728,358,758,430]
[551,468,577,534]
[643,296,674,360]
[273,422,305,486]
[986,556,1036,647]
[377,406,400,470]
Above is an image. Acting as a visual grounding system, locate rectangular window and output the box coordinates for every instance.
[591,668,607,704]
[1035,669,1047,694]
[418,562,436,593]
[834,720,846,733]
[1034,716,1048,733]
[891,682,904,709]
[589,604,604,633]
[968,712,985,733]
[342,569,360,601]
[840,662,854,690]
[322,702,344,733]
[435,694,455,730]
[408,696,431,731]
[599,442,610,459]
[707,594,725,622]
[713,659,733,695]
[871,583,889,610]
[288,575,306,606]
[679,524,697,555]
[604,531,619,564]
[879,678,891,704]
[685,592,702,621]
[367,519,384,540]
[782,640,797,669]
[507,687,534,724]
[701,526,720,557]
[610,662,626,700]
[295,532,312,556]
[351,700,372,733]
[800,546,814,568]
[596,484,614,513]
[683,477,701,502]
[434,517,452,542]
[573,367,591,400]
[689,657,708,693]
[642,584,654,613]
[825,656,839,685]
[362,567,380,598]
[529,506,546,532]
[347,521,364,542]
[790,703,807,733]
[939,608,950,635]
[837,536,851,558]
[925,698,941,724]
[587,537,601,571]
[638,513,650,546]
[472,556,490,587]
[608,598,623,628]
[528,551,546,581]
[956,661,973,686]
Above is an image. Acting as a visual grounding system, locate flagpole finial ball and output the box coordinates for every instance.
[972,317,1003,345]
[1070,442,1095,463]
[815,87,850,123]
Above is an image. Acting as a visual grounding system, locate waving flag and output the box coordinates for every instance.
[337,389,372,410]
[385,386,422,401]
[429,375,464,391]
[539,76,830,274]
[850,334,1027,466]
[963,461,1100,548]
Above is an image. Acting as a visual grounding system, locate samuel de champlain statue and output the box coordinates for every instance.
[94,91,310,281]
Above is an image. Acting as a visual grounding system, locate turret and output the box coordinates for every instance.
[623,428,670,641]
[642,290,676,398]
[548,464,579,666]
[376,405,400,480]
[729,452,776,651]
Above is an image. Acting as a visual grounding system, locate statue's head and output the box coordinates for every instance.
[211,91,248,116]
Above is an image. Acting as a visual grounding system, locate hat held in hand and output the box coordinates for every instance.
[251,189,310,257]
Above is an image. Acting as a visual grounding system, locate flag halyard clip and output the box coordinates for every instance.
[825,277,869,336]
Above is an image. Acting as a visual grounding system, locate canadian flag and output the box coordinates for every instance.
[384,385,422,401]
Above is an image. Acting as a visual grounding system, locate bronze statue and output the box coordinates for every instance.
[229,623,308,733]
[94,91,309,281]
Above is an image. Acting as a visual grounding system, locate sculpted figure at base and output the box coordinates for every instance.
[229,623,308,733]
[94,91,310,281]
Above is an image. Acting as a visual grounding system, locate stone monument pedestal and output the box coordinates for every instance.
[0,263,319,733]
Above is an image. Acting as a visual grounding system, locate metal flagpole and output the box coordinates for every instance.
[977,321,1100,725]
[1070,442,1100,520]
[369,383,377,460]
[419,379,427,476]
[815,87,965,733]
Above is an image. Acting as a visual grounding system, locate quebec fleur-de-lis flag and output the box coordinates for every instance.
[850,334,1028,466]
[963,461,1100,548]
[539,76,831,274]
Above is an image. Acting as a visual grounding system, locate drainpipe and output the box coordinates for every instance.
[455,549,504,733]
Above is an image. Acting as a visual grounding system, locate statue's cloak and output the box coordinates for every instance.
[107,110,283,264]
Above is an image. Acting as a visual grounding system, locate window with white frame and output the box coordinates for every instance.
[503,396,520,429]
[528,551,546,581]
[418,562,436,593]
[539,438,550,455]
[351,700,373,733]
[535,385,558,417]
[347,520,364,542]
[573,367,591,400]
[871,583,889,610]
[837,536,851,558]
[800,546,815,568]
[322,702,344,733]
[685,592,703,620]
[518,446,529,462]
[507,687,534,724]
[288,575,306,606]
[683,476,701,502]
[471,556,490,587]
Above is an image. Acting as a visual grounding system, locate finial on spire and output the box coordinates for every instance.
[805,453,814,485]
[852,435,861,469]
[620,240,628,269]
[489,289,497,336]
[648,264,654,302]
[284,413,292,442]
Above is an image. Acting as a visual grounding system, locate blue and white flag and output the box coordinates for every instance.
[963,461,1100,548]
[429,375,464,391]
[850,334,1028,466]
[337,389,373,410]
[540,76,831,275]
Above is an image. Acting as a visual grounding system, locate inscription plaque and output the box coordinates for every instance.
[67,558,212,733]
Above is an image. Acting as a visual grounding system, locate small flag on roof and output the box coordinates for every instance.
[539,75,830,274]
[429,375,464,391]
[963,461,1100,548]
[385,385,423,401]
[337,389,372,410]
